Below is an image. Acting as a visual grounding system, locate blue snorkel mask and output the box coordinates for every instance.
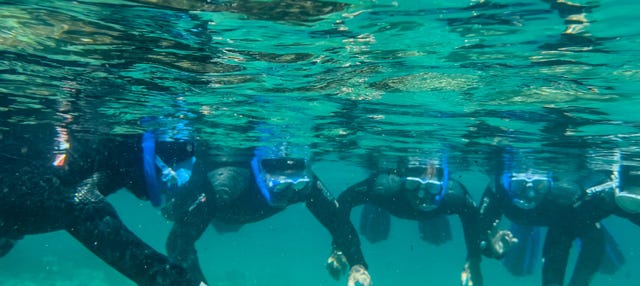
[251,156,311,208]
[142,131,196,207]
[402,159,449,212]
[502,172,552,210]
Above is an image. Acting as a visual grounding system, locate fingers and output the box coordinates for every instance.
[326,251,349,280]
[460,261,476,286]
[326,260,343,280]
[461,269,471,286]
[348,265,372,286]
[498,230,518,246]
[490,230,518,256]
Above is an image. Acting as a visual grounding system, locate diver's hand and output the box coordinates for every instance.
[326,250,349,280]
[460,261,481,286]
[348,265,371,286]
[491,229,517,256]
[481,222,518,258]
[487,221,518,257]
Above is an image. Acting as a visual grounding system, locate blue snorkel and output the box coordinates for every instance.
[142,131,163,207]
[501,172,512,193]
[142,128,197,208]
[436,155,450,204]
[251,155,273,205]
[501,149,518,198]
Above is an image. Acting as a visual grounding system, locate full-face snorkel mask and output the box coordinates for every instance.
[501,172,552,210]
[142,131,196,207]
[251,156,311,208]
[402,158,449,212]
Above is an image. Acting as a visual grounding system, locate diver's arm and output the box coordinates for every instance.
[336,175,376,212]
[67,200,203,286]
[609,191,640,226]
[306,179,368,270]
[477,185,511,259]
[166,194,217,284]
[448,181,483,286]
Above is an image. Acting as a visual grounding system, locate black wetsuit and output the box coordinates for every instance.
[0,122,202,286]
[574,171,640,227]
[336,172,484,286]
[478,175,606,286]
[161,161,366,284]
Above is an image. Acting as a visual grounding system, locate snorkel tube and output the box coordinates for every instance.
[251,155,273,205]
[437,154,449,203]
[142,131,163,207]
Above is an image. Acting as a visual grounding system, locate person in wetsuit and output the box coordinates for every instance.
[161,144,371,286]
[497,151,632,279]
[478,153,607,286]
[328,155,486,286]
[0,121,205,286]
[578,155,640,218]
[567,160,640,271]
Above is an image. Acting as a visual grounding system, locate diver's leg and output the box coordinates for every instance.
[66,200,202,286]
[542,226,573,286]
[568,223,604,286]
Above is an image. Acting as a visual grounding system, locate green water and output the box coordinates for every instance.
[1,0,640,285]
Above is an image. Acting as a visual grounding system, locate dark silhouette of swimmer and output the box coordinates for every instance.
[478,149,609,286]
[161,144,370,285]
[0,121,205,286]
[331,155,485,286]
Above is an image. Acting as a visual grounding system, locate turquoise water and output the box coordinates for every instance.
[1,0,640,285]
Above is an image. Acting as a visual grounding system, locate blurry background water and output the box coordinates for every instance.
[1,0,639,285]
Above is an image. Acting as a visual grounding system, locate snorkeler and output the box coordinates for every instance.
[478,149,610,286]
[161,142,371,286]
[326,154,491,286]
[0,121,206,286]
[499,152,632,278]
[569,157,640,241]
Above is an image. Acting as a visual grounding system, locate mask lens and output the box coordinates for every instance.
[156,156,196,188]
[425,182,442,195]
[404,177,443,211]
[405,178,422,191]
[292,178,310,190]
[268,176,310,192]
[531,180,550,192]
[405,177,443,194]
[509,179,528,195]
[259,158,311,201]
[508,174,551,208]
